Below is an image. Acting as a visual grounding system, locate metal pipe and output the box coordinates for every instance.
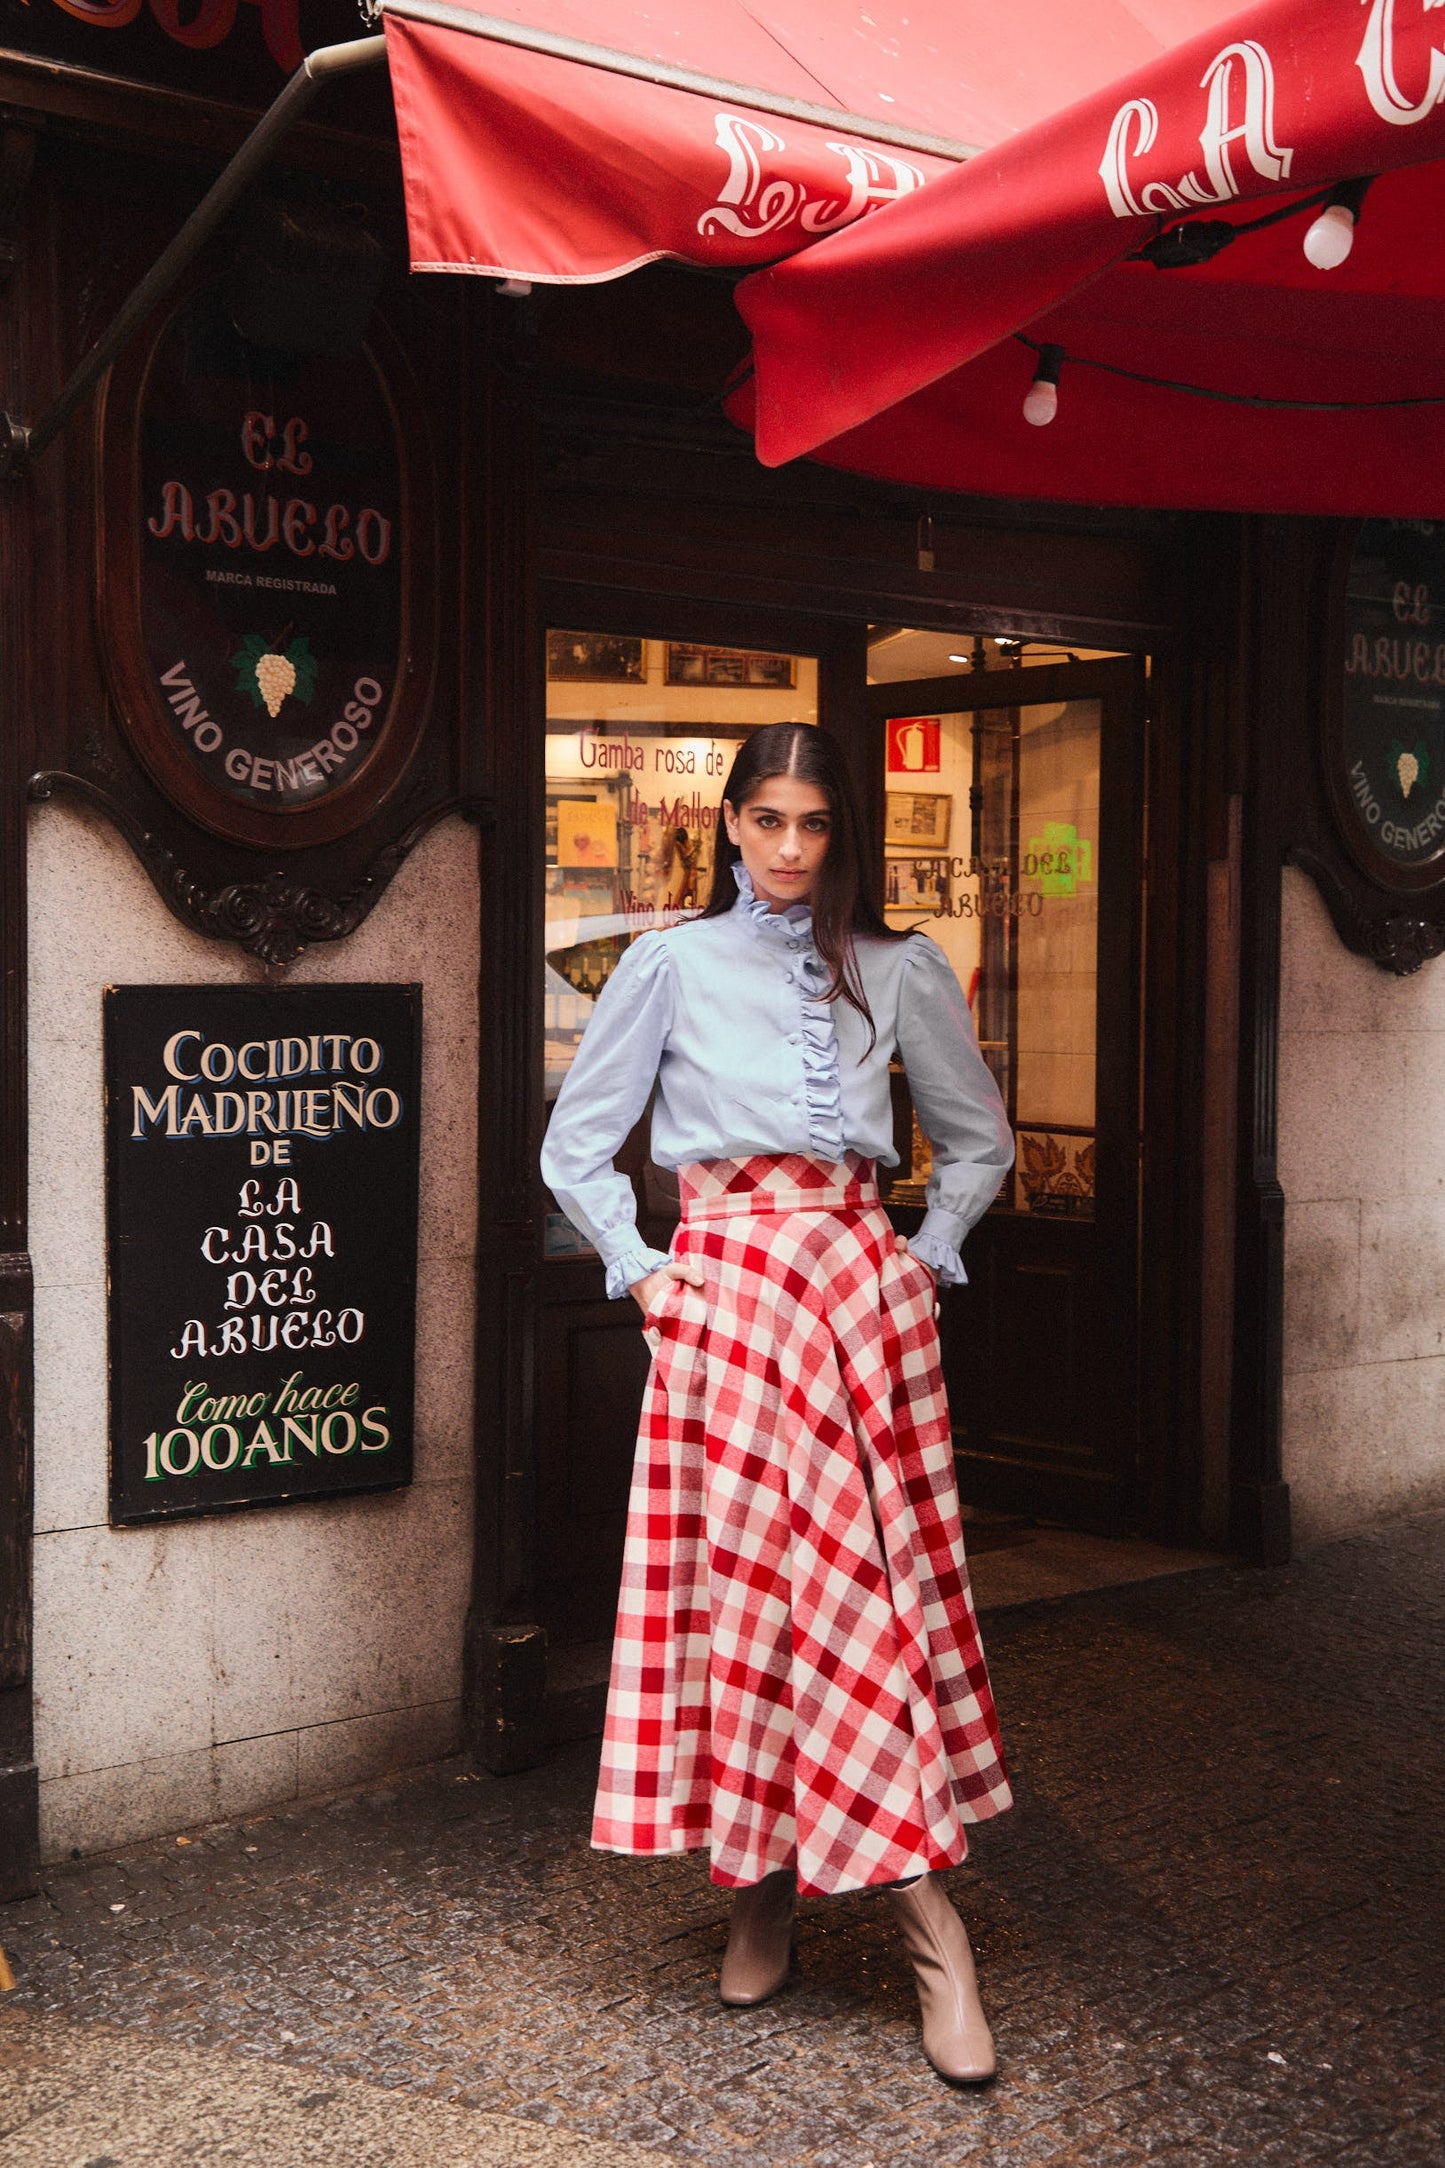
[377,0,980,163]
[1,34,387,477]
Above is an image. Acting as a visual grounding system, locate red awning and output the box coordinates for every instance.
[380,0,1248,283]
[380,0,1445,514]
[735,0,1445,512]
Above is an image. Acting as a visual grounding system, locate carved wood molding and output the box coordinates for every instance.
[0,125,38,291]
[1289,843,1445,977]
[29,771,485,966]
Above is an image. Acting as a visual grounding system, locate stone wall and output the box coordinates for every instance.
[1278,865,1445,1547]
[28,801,478,1858]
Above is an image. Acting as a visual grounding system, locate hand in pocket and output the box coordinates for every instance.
[632,1257,705,1324]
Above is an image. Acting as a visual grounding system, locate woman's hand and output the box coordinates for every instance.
[631,1257,706,1315]
[895,1233,937,1285]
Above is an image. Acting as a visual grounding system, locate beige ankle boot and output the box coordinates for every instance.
[718,1867,796,2007]
[886,1873,996,2083]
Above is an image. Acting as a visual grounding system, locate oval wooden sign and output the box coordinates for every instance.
[99,281,433,849]
[1329,519,1445,893]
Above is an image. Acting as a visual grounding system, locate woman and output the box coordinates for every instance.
[541,723,1014,2085]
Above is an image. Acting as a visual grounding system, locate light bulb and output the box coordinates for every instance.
[1303,202,1354,270]
[1023,378,1058,426]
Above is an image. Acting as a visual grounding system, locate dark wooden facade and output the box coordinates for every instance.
[6,33,1431,1898]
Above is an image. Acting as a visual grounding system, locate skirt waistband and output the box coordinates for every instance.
[678,1151,880,1220]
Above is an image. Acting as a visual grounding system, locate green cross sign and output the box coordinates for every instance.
[1027,821,1094,898]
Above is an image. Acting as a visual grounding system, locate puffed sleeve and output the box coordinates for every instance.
[895,935,1014,1286]
[540,933,675,1298]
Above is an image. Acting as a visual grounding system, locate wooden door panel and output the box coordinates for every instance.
[537,1294,650,1643]
[946,1231,1124,1523]
[990,1252,1088,1457]
[946,1228,1097,1444]
[561,1308,650,1522]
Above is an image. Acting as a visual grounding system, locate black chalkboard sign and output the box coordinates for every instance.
[105,984,421,1525]
[1334,519,1445,889]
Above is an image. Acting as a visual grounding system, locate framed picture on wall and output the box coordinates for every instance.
[884,856,950,914]
[885,792,951,850]
[665,642,796,688]
[546,630,647,683]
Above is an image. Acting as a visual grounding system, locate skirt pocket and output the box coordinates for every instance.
[642,1271,710,1356]
[885,1243,941,1323]
[641,1273,680,1355]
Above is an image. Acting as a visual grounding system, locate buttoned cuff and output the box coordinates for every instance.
[910,1210,968,1289]
[604,1244,672,1301]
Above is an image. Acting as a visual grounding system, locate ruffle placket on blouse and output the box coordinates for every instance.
[733,866,846,1161]
[732,866,969,1286]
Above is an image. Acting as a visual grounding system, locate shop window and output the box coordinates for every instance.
[542,630,818,1259]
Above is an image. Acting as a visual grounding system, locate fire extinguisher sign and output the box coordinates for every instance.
[886,716,941,774]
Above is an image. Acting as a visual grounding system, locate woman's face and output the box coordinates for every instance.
[724,774,833,912]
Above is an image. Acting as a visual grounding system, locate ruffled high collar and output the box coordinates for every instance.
[732,860,815,936]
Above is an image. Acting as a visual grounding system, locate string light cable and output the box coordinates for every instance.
[1020,177,1392,424]
[1128,177,1373,271]
[1016,330,1445,424]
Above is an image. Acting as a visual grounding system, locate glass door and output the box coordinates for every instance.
[869,656,1146,1528]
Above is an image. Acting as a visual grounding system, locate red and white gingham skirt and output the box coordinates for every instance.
[591,1152,1012,1898]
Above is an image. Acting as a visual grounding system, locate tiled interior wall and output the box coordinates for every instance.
[1278,866,1445,1546]
[28,802,479,1858]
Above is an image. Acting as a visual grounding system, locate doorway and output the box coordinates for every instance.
[869,654,1148,1529]
[532,610,1154,1663]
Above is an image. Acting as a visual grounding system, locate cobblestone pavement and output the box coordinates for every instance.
[0,2006,676,2167]
[3,1513,1441,2168]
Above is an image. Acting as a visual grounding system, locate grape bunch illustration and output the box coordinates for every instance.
[232,630,319,719]
[1388,737,1430,803]
[255,649,295,717]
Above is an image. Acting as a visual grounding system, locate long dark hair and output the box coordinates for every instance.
[701,722,904,1040]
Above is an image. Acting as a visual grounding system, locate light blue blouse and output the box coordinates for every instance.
[541,869,1015,1298]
